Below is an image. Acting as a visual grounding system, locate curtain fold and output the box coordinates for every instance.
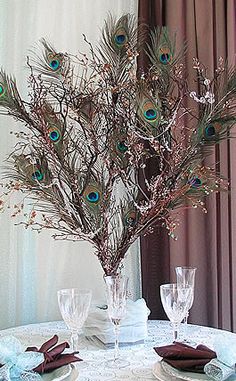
[0,0,140,329]
[139,0,236,331]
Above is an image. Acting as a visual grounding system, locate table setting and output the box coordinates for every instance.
[0,267,236,381]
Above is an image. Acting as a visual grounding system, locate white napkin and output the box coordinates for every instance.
[204,336,236,381]
[84,298,150,345]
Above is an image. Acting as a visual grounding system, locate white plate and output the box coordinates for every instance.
[153,361,208,381]
[42,365,79,381]
[153,361,180,381]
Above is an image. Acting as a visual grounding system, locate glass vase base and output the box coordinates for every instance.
[105,358,130,369]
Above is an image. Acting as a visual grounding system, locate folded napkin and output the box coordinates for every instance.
[154,342,217,373]
[204,336,236,381]
[84,298,150,345]
[0,335,44,381]
[0,334,82,380]
[26,335,82,373]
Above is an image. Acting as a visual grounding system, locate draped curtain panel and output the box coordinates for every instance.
[139,0,236,332]
[0,0,140,329]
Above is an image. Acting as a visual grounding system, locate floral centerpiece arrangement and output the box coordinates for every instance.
[0,14,235,275]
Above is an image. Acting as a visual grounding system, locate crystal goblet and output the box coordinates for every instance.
[175,266,196,319]
[105,274,129,368]
[57,288,92,351]
[175,266,197,341]
[160,283,192,342]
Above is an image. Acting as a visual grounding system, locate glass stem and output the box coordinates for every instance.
[114,322,120,361]
[71,331,79,351]
[183,311,189,339]
[173,323,179,342]
[184,311,189,325]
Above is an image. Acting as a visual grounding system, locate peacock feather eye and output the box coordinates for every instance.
[114,27,128,47]
[48,54,61,71]
[48,127,61,143]
[204,122,221,139]
[117,141,128,153]
[138,96,161,132]
[189,176,202,188]
[142,100,159,123]
[159,46,172,64]
[32,169,44,181]
[86,191,100,203]
[144,108,157,121]
[115,34,126,45]
[0,83,5,96]
[124,210,137,227]
[205,124,216,137]
[83,183,101,205]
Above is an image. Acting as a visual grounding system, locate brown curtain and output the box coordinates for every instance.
[139,0,236,331]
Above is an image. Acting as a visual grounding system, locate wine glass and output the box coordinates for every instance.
[175,266,196,323]
[104,274,129,368]
[57,288,92,351]
[160,283,192,342]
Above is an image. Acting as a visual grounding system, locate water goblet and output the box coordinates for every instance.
[104,274,129,368]
[57,288,92,351]
[160,283,192,342]
[175,266,196,323]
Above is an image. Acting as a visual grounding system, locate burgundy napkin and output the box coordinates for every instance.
[154,342,217,373]
[26,335,82,373]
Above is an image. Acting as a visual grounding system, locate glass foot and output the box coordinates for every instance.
[182,339,197,347]
[105,358,130,369]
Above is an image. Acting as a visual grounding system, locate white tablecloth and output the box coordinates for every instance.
[0,320,235,380]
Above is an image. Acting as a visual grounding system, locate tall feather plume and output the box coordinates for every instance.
[10,154,52,187]
[171,166,227,209]
[0,70,30,122]
[146,27,186,95]
[196,117,235,146]
[110,129,129,169]
[40,102,65,153]
[123,206,138,230]
[137,87,162,137]
[192,67,236,149]
[81,180,105,229]
[98,14,140,83]
[30,39,69,79]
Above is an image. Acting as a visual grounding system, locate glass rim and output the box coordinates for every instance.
[160,283,191,289]
[104,274,128,279]
[57,288,92,296]
[160,283,177,289]
[175,266,197,271]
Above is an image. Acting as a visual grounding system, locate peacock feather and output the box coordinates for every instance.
[123,209,137,227]
[146,27,186,96]
[0,70,29,121]
[101,14,132,54]
[31,39,69,79]
[40,103,65,152]
[122,203,138,230]
[146,27,181,70]
[99,14,141,84]
[137,91,162,136]
[112,16,129,49]
[110,130,129,169]
[82,182,103,210]
[194,115,236,148]
[186,166,225,197]
[13,155,51,187]
[192,66,236,148]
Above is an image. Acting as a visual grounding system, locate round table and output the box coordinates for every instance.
[0,320,235,380]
